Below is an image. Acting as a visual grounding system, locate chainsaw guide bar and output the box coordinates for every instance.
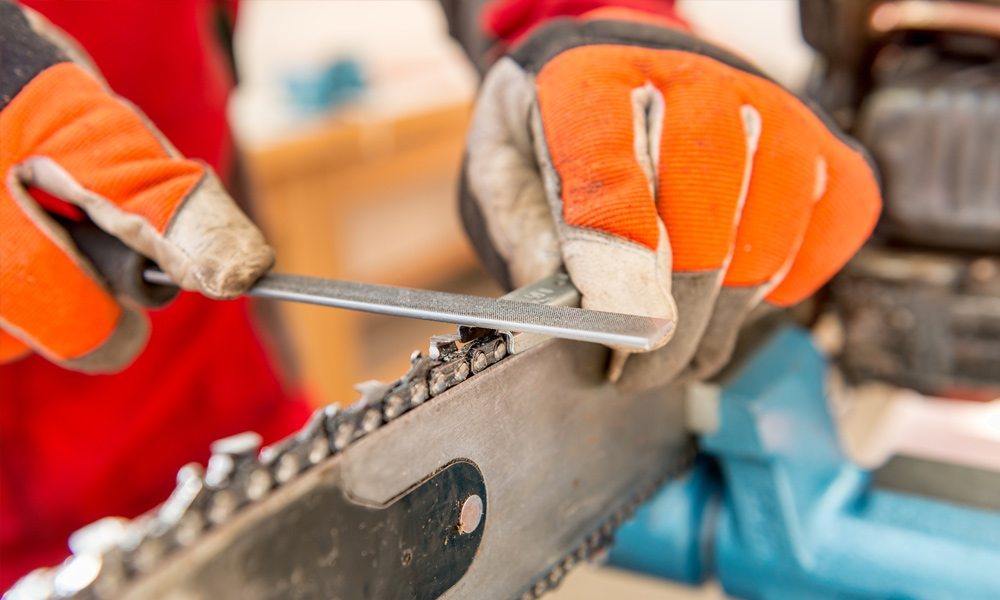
[13,276,694,600]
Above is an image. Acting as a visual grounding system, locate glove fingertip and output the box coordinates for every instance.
[194,243,275,299]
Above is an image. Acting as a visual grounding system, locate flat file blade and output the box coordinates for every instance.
[144,270,673,351]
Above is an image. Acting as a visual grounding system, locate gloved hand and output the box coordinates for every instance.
[461,8,881,386]
[0,1,273,373]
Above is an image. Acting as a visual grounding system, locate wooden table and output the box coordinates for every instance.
[246,102,495,405]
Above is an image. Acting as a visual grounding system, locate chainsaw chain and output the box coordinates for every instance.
[11,331,693,600]
[10,331,506,599]
[517,441,696,599]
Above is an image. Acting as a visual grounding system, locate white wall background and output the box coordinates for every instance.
[231,0,814,145]
[231,0,477,144]
[680,0,814,87]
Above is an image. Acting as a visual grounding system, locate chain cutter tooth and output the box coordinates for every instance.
[21,332,536,599]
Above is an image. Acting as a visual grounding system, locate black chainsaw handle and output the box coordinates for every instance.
[61,218,179,308]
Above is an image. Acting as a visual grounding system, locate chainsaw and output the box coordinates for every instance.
[8,226,695,600]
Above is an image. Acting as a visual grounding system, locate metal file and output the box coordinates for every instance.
[143,269,674,351]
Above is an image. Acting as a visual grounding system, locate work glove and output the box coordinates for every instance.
[0,1,273,373]
[461,8,881,387]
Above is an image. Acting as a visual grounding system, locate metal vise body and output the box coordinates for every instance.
[610,327,1000,599]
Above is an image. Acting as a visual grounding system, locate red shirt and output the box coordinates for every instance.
[0,0,680,588]
[0,0,310,588]
[483,0,677,43]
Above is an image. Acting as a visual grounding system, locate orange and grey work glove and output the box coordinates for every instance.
[460,9,882,386]
[0,1,274,373]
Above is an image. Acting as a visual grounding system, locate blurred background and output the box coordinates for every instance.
[225,4,811,596]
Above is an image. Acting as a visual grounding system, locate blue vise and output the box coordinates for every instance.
[610,327,1000,599]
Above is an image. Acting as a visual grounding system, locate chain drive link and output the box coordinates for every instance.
[10,331,693,600]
